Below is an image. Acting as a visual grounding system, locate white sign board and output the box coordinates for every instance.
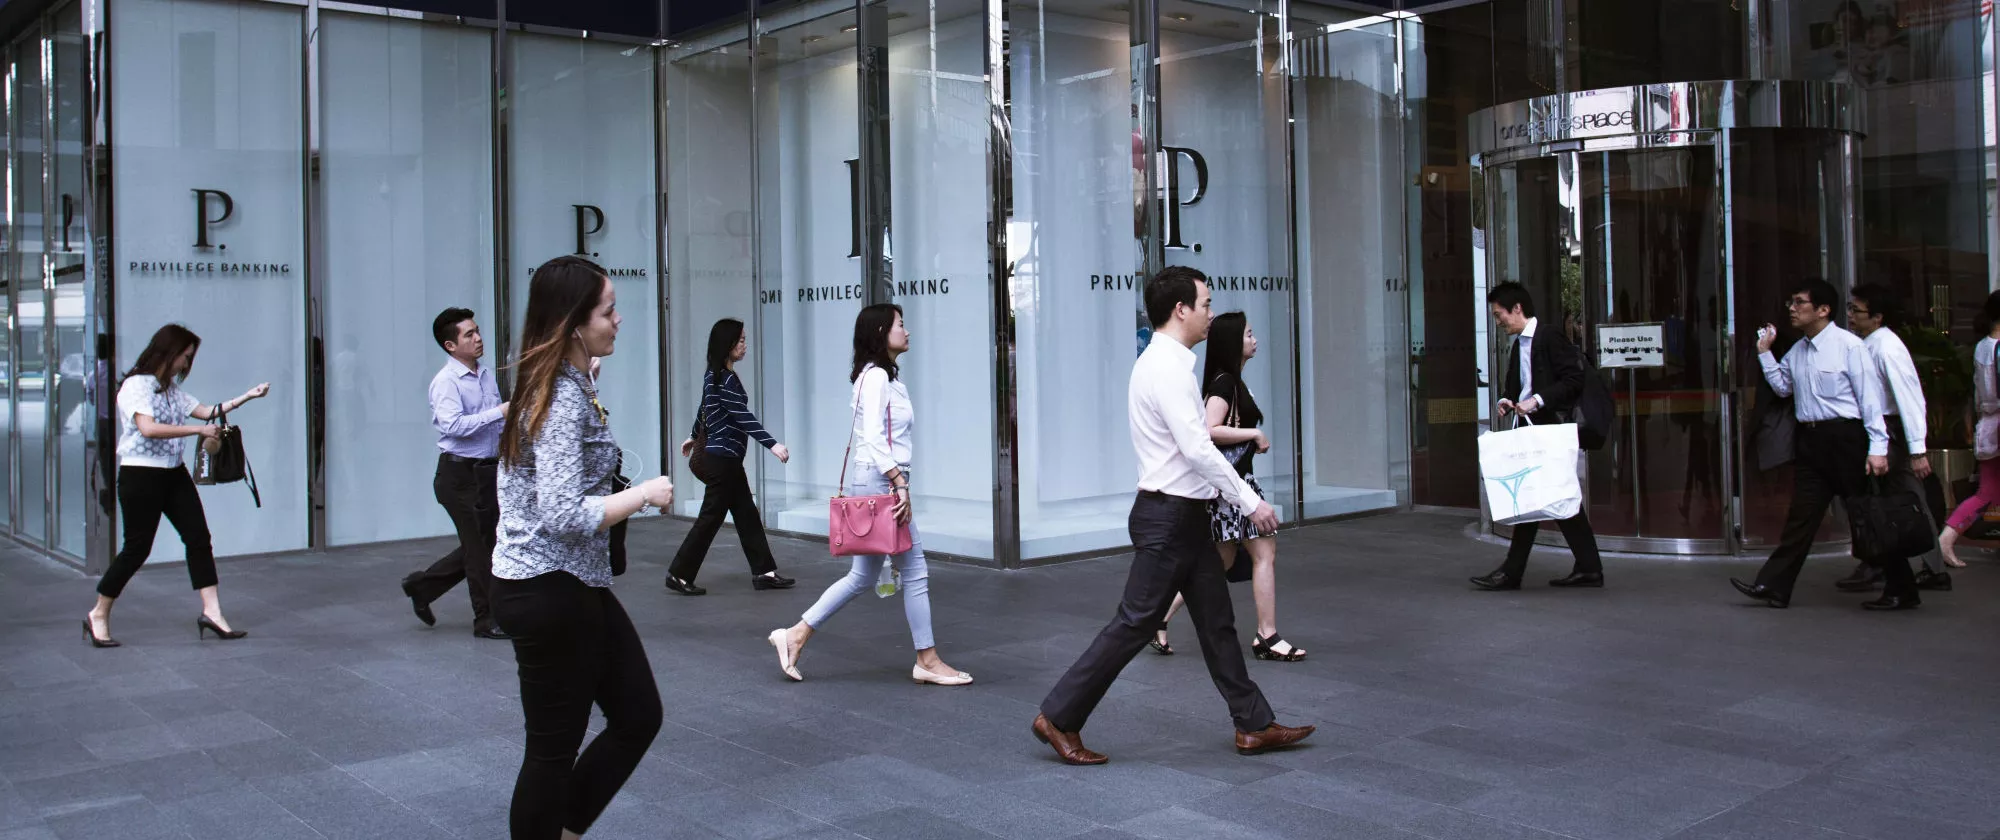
[1597,323,1665,369]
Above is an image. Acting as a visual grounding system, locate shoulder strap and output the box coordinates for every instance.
[835,366,869,497]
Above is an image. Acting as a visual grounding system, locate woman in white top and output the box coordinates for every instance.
[766,304,969,686]
[85,324,269,647]
[1939,290,2000,568]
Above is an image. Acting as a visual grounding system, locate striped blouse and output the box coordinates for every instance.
[690,369,778,458]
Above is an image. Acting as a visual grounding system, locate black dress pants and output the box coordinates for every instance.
[1500,513,1603,580]
[403,456,498,632]
[667,455,777,582]
[492,571,662,840]
[1040,491,1276,734]
[1755,419,1917,601]
[98,465,216,598]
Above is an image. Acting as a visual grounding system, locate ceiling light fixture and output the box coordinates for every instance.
[840,24,858,32]
[802,34,824,42]
[1170,13,1193,21]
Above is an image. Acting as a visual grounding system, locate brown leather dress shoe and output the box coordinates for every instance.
[1235,722,1316,756]
[1032,714,1108,765]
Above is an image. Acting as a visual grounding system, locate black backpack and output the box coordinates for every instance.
[1569,343,1614,451]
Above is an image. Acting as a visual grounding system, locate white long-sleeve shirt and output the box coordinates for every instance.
[1130,333,1260,515]
[1758,323,1890,456]
[850,363,913,477]
[1862,327,1927,454]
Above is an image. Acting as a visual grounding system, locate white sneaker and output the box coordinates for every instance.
[912,663,973,686]
[767,629,802,681]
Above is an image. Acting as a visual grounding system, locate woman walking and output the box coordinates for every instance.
[490,256,672,840]
[84,324,269,647]
[666,318,794,595]
[1152,312,1305,662]
[1938,290,2000,569]
[765,304,969,686]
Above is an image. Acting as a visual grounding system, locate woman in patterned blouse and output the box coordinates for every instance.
[489,256,672,840]
[84,324,269,647]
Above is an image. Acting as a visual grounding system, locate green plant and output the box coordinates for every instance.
[1898,324,1973,449]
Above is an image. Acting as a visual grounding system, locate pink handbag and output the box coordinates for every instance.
[828,385,913,557]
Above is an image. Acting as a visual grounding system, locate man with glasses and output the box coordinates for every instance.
[1733,279,1910,610]
[1829,285,1951,596]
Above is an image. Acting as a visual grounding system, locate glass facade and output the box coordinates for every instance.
[0,0,1987,568]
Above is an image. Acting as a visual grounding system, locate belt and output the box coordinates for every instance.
[1799,418,1862,430]
[439,453,499,467]
[1137,489,1210,508]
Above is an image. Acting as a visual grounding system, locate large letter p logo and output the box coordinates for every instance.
[573,205,606,256]
[192,189,233,249]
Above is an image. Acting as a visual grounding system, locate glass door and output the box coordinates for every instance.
[1484,144,1731,551]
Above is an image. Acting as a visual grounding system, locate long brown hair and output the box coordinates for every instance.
[501,256,608,467]
[123,324,202,393]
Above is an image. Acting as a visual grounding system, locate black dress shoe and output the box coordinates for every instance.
[1730,578,1789,609]
[1915,570,1954,591]
[1861,595,1920,611]
[1549,571,1604,588]
[1833,563,1882,591]
[664,576,707,596]
[1469,570,1520,591]
[753,572,796,591]
[474,627,514,640]
[401,580,436,627]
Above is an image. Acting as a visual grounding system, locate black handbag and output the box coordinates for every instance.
[687,379,715,485]
[1848,477,1936,564]
[608,464,629,577]
[191,412,260,508]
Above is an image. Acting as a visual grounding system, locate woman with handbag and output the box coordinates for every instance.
[665,318,793,595]
[1937,290,2000,568]
[1151,312,1304,662]
[84,324,269,647]
[490,256,673,840]
[764,304,970,686]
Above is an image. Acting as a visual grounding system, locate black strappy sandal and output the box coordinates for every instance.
[1149,621,1174,656]
[1252,633,1306,662]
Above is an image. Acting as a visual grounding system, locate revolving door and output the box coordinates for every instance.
[1470,81,1863,555]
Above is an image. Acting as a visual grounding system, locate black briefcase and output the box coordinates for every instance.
[1848,478,1936,564]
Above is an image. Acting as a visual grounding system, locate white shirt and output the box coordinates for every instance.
[1862,327,1927,454]
[116,375,201,468]
[1758,323,1889,456]
[850,364,914,477]
[1516,317,1541,404]
[1130,334,1260,514]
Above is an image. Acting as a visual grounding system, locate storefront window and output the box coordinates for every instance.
[111,0,308,557]
[1011,0,1135,559]
[17,29,44,543]
[508,33,661,491]
[321,13,495,546]
[1291,8,1409,517]
[0,41,12,533]
[53,2,88,557]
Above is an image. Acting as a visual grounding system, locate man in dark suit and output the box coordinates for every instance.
[1471,282,1605,591]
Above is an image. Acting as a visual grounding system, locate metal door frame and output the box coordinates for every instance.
[1469,80,1864,556]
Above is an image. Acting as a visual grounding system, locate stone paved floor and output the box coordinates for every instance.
[1,510,1997,840]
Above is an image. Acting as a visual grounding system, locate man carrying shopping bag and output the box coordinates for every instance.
[1472,283,1605,591]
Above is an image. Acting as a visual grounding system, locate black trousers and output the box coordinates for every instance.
[1756,419,1917,601]
[98,465,216,599]
[404,456,499,632]
[1501,513,1603,579]
[667,455,777,582]
[1040,491,1276,734]
[492,571,662,840]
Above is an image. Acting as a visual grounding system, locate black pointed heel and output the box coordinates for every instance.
[197,615,247,640]
[82,618,120,648]
[1252,633,1306,662]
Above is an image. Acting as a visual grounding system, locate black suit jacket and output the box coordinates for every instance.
[1504,324,1585,416]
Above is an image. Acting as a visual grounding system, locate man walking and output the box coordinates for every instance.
[1831,284,1953,595]
[402,308,511,638]
[1732,279,1918,610]
[1032,266,1313,765]
[1470,282,1605,591]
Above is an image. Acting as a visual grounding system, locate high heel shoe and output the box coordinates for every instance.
[197,615,247,640]
[82,617,120,648]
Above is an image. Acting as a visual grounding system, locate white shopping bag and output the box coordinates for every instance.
[1478,418,1582,525]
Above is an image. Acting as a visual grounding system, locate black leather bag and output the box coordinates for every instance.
[1849,478,1936,564]
[687,379,714,485]
[1567,343,1614,452]
[191,412,260,508]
